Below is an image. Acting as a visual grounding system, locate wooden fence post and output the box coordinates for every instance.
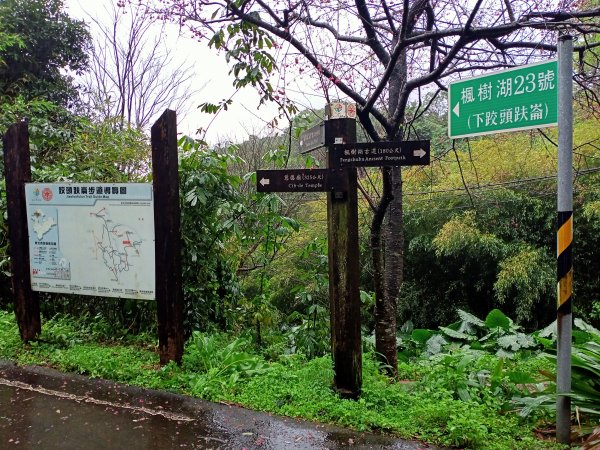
[3,121,41,341]
[151,110,184,364]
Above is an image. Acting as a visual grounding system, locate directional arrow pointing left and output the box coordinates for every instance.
[256,169,333,192]
[453,102,460,117]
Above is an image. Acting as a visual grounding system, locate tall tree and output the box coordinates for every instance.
[139,0,600,375]
[83,3,197,129]
[0,0,90,107]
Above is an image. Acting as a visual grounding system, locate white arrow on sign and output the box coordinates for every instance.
[413,148,427,158]
[453,102,460,117]
[259,178,270,186]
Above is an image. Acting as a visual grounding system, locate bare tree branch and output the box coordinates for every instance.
[83,2,199,129]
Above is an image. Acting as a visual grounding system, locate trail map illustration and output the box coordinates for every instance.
[25,183,155,300]
[91,207,143,282]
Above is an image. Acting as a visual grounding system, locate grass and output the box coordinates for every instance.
[0,310,566,449]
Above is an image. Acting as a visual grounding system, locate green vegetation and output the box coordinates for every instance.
[1,1,599,448]
[0,0,90,106]
[4,308,597,449]
[2,86,599,449]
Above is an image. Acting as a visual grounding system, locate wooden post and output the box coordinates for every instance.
[151,110,184,364]
[2,121,41,341]
[326,118,362,398]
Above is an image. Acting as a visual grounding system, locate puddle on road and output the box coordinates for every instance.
[0,381,229,449]
[0,364,432,450]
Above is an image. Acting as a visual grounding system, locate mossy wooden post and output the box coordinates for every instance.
[3,121,41,342]
[151,110,184,364]
[326,117,362,398]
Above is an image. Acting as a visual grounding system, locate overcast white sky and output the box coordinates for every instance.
[64,0,304,144]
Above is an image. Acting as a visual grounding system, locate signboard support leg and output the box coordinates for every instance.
[556,34,573,445]
[151,110,184,365]
[326,118,362,398]
[2,121,41,341]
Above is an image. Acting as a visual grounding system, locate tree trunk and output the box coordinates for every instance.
[373,42,406,376]
[372,167,394,375]
[378,166,402,375]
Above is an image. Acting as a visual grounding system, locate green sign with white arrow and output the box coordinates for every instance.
[448,60,558,139]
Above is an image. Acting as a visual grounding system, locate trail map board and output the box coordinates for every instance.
[25,183,155,300]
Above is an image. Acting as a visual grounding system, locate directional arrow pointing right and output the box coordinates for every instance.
[413,148,427,158]
[259,178,270,186]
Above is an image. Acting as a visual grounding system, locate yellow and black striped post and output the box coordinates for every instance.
[556,208,573,444]
[557,211,573,314]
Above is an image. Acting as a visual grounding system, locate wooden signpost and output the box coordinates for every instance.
[257,168,330,192]
[325,117,361,399]
[332,140,430,168]
[257,107,430,398]
[299,123,326,153]
[256,168,350,194]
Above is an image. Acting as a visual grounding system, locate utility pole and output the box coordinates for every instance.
[556,34,573,445]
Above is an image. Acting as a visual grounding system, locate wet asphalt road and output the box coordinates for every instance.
[0,361,435,450]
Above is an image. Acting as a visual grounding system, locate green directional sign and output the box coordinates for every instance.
[448,60,558,139]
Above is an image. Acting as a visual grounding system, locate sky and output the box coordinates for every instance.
[63,0,302,144]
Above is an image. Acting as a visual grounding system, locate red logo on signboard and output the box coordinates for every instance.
[42,188,53,201]
[346,103,357,118]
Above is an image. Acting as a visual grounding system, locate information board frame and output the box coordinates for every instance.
[25,182,156,300]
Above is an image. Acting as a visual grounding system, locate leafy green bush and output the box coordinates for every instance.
[448,309,539,357]
[0,310,20,356]
[285,303,330,358]
[181,332,268,398]
[178,137,244,332]
[401,188,565,331]
[398,309,541,362]
[178,136,299,335]
[513,319,600,446]
[494,246,554,323]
